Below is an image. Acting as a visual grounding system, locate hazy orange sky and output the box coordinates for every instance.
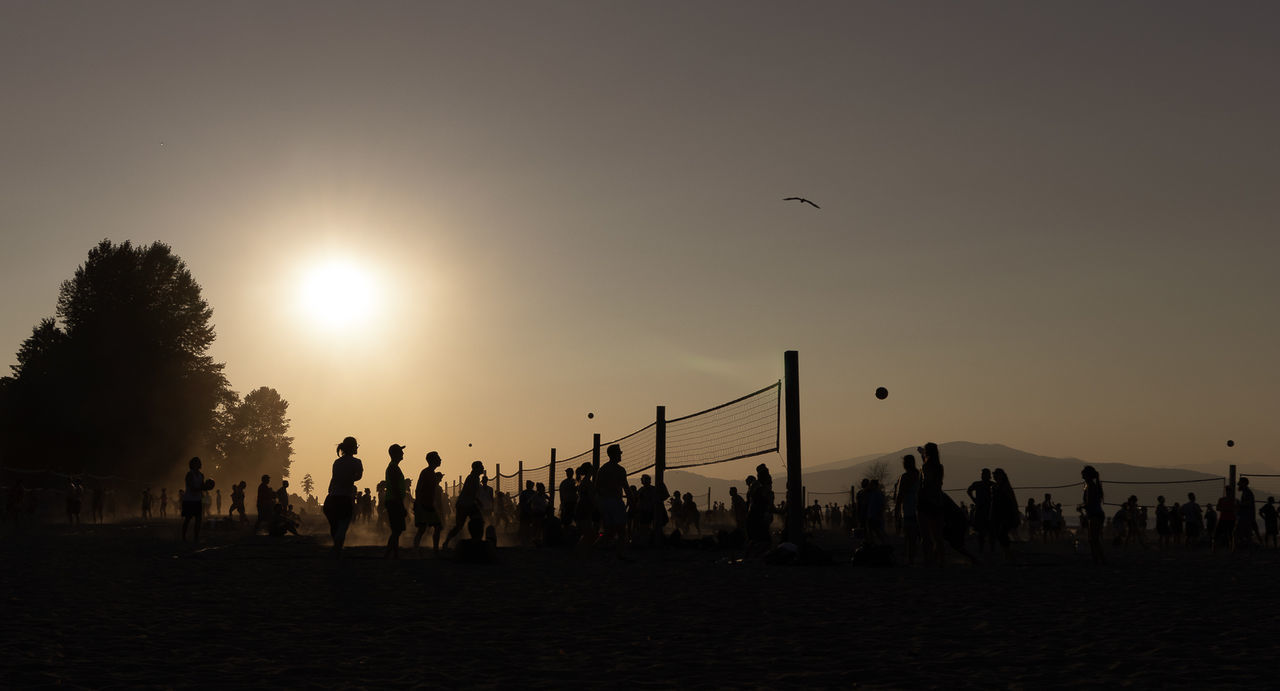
[3,2,1277,487]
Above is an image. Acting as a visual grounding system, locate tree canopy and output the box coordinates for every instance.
[1,240,292,485]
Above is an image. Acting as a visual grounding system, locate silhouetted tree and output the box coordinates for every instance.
[0,240,230,481]
[301,473,315,500]
[210,386,295,484]
[863,460,891,487]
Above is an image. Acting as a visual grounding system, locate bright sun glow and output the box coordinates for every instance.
[298,258,380,328]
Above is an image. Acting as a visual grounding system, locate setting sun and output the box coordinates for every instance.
[297,257,380,329]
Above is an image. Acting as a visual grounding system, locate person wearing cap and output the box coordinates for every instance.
[384,444,408,559]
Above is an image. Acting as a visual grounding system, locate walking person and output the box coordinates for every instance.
[384,444,408,559]
[255,475,274,532]
[442,461,486,549]
[323,436,364,555]
[413,452,445,554]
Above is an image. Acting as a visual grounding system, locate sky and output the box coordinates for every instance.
[2,1,1277,487]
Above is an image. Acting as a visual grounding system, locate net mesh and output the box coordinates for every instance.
[666,382,780,470]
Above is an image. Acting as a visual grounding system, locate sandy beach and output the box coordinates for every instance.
[3,519,1279,690]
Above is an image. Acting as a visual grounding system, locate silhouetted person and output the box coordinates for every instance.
[596,446,628,554]
[574,463,597,543]
[729,486,747,531]
[230,481,247,522]
[1024,498,1041,542]
[214,488,221,515]
[1205,503,1218,540]
[1155,496,1171,549]
[966,469,994,553]
[558,468,577,526]
[181,456,205,543]
[276,480,290,513]
[141,486,152,519]
[66,479,83,525]
[1214,485,1237,554]
[1237,477,1260,546]
[894,455,921,565]
[323,436,364,555]
[414,452,444,553]
[1259,497,1278,549]
[746,464,775,551]
[681,492,701,536]
[384,444,408,559]
[990,468,1018,561]
[1081,465,1105,564]
[255,475,274,531]
[443,461,485,549]
[159,488,168,518]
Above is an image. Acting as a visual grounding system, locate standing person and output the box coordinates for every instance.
[414,452,444,554]
[215,488,222,516]
[596,444,630,555]
[181,457,205,543]
[917,444,949,566]
[729,486,748,533]
[384,444,408,559]
[1024,498,1041,542]
[254,476,275,531]
[966,469,995,553]
[66,479,84,525]
[1214,485,1237,554]
[558,468,577,527]
[159,488,168,518]
[476,476,495,528]
[1155,496,1172,549]
[894,455,921,565]
[1259,497,1278,549]
[230,481,247,522]
[990,468,1019,561]
[323,436,364,555]
[1237,477,1260,547]
[574,464,598,543]
[442,461,486,549]
[746,464,776,551]
[276,480,290,514]
[1081,465,1105,565]
[141,487,152,520]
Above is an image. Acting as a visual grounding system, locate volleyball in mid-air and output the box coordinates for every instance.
[875,387,888,400]
[203,479,215,491]
[468,443,473,447]
[588,412,594,419]
[1227,439,1235,448]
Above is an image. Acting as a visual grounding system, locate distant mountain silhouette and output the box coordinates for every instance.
[659,442,1276,510]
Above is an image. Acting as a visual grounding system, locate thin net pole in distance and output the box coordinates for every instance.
[666,382,781,470]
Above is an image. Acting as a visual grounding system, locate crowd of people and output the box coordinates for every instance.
[5,439,1277,566]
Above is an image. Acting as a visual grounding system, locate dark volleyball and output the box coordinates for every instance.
[1227,439,1235,447]
[588,412,594,419]
[875,386,889,400]
[202,478,215,491]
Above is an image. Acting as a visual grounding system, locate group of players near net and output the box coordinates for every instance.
[317,436,784,559]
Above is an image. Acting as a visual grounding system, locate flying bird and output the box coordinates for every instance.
[783,197,820,209]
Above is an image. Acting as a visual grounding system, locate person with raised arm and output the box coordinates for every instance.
[323,437,364,555]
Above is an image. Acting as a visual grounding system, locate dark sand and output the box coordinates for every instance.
[3,520,1278,689]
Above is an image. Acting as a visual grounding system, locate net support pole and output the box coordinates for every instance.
[707,487,711,516]
[784,350,804,545]
[549,448,557,505]
[803,485,807,507]
[1229,464,1237,499]
[518,461,524,494]
[593,434,601,475]
[654,405,667,544]
[495,463,501,495]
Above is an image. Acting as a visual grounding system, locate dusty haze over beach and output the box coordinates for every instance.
[2,2,1277,485]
